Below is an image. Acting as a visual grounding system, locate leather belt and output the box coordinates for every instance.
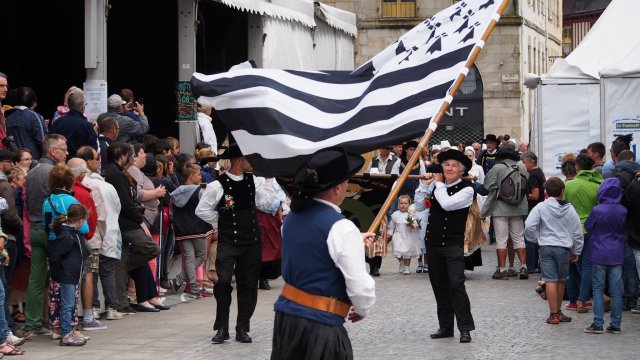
[281,283,350,318]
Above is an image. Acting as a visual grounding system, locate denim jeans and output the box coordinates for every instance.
[623,243,638,309]
[566,257,582,303]
[525,240,539,271]
[59,283,77,336]
[578,234,592,302]
[0,276,11,343]
[592,263,623,328]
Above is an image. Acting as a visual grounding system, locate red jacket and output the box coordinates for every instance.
[73,179,97,240]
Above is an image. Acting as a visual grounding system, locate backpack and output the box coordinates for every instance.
[497,163,528,205]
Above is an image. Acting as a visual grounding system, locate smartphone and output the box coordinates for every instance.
[137,97,144,105]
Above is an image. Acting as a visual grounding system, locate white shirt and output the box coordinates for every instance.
[468,163,485,184]
[391,159,426,176]
[313,198,376,317]
[197,112,217,151]
[195,172,272,225]
[414,179,474,212]
[254,177,290,216]
[366,155,399,174]
[83,172,123,259]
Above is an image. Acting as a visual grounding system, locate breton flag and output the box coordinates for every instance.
[191,0,504,176]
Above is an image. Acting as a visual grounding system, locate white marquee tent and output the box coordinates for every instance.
[529,0,640,177]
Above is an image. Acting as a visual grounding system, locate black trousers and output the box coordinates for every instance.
[365,256,382,270]
[214,241,261,332]
[427,245,475,332]
[129,264,157,304]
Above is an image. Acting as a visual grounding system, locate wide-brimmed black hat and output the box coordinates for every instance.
[217,143,243,159]
[437,149,472,175]
[495,144,521,161]
[294,147,364,195]
[484,134,499,144]
[403,140,419,150]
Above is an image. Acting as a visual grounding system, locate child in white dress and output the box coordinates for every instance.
[387,195,421,274]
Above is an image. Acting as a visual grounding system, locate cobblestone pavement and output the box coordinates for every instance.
[20,244,640,359]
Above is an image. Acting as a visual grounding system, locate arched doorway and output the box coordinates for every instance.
[431,65,484,146]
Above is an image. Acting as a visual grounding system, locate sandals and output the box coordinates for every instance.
[0,342,24,355]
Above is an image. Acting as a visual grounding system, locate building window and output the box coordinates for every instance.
[382,0,416,18]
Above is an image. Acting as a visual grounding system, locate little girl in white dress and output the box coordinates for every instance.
[387,195,421,274]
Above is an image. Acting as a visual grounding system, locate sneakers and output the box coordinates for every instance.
[92,307,102,320]
[507,268,517,277]
[5,332,26,346]
[74,330,90,341]
[16,327,52,338]
[51,329,62,340]
[492,268,509,280]
[546,313,559,325]
[630,307,640,314]
[518,267,529,280]
[564,303,578,311]
[584,323,604,334]
[59,332,87,346]
[105,308,124,320]
[398,263,403,274]
[82,319,107,331]
[422,266,429,273]
[199,288,214,298]
[416,265,423,273]
[557,311,572,322]
[403,266,410,275]
[605,325,621,334]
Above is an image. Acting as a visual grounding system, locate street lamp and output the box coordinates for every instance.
[562,35,573,57]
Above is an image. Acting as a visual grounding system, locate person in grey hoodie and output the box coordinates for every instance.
[165,164,213,298]
[525,177,584,326]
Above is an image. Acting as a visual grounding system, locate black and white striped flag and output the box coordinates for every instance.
[192,0,503,176]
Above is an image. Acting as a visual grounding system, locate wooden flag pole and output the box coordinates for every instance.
[367,0,510,234]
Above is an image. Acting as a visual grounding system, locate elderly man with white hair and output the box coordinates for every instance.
[415,149,476,343]
[75,146,125,321]
[49,89,97,158]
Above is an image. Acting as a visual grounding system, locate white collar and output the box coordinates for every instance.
[226,171,244,181]
[444,178,462,188]
[313,198,342,213]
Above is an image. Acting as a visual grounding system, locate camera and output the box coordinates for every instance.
[2,136,18,152]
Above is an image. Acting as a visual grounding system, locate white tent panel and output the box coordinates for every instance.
[602,77,640,158]
[262,16,315,70]
[538,83,600,178]
[547,0,640,79]
[314,20,355,71]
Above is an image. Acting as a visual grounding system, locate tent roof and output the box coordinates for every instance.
[548,0,640,79]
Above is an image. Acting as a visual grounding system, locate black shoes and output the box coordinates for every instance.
[459,330,472,343]
[430,329,454,339]
[153,303,170,311]
[134,304,160,313]
[235,329,252,343]
[211,328,230,344]
[370,268,380,277]
[259,279,271,290]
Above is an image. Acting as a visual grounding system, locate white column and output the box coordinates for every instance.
[85,0,107,81]
[178,0,198,154]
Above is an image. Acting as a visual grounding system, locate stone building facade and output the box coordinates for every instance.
[325,0,562,145]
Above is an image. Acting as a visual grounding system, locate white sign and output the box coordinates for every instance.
[83,81,108,120]
[501,74,519,83]
[610,115,640,158]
